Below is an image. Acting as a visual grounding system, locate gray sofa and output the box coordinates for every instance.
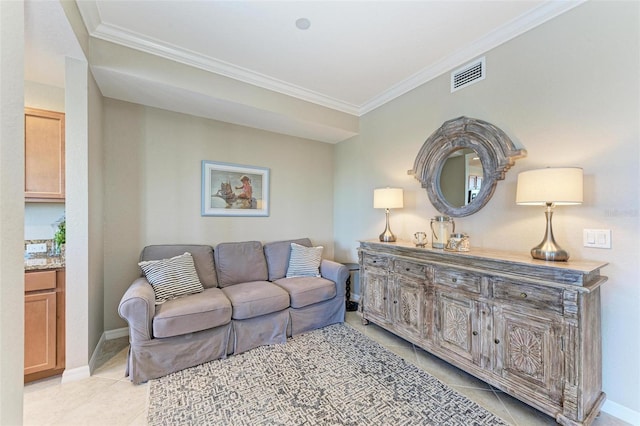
[118,238,348,384]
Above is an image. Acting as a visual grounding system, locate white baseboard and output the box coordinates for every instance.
[61,365,90,384]
[105,327,129,340]
[60,328,129,383]
[602,400,640,425]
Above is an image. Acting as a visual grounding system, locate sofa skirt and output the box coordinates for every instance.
[288,294,345,337]
[127,322,232,384]
[231,309,289,354]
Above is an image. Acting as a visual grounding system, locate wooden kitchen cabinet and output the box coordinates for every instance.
[24,108,65,201]
[24,291,57,375]
[24,269,65,382]
[359,240,607,426]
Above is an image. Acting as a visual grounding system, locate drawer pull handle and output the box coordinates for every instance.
[406,268,411,272]
[452,278,458,283]
[472,331,478,336]
[520,292,528,299]
[373,260,377,264]
[494,339,500,344]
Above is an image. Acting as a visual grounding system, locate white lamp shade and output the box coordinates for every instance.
[374,188,404,209]
[516,167,583,205]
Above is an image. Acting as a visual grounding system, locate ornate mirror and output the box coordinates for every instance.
[409,116,526,217]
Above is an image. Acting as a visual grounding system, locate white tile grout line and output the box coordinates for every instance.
[491,385,520,426]
[411,344,423,368]
[408,341,522,425]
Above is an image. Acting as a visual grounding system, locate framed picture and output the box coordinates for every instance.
[468,175,477,189]
[201,160,270,216]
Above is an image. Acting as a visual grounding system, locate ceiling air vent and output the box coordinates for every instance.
[451,57,486,93]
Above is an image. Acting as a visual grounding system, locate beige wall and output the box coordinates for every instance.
[88,65,105,363]
[24,80,64,112]
[0,1,25,423]
[334,1,639,418]
[64,57,91,379]
[103,101,336,330]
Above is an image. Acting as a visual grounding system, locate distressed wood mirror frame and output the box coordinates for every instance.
[409,116,527,217]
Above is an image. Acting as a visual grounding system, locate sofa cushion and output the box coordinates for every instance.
[286,243,323,278]
[139,252,204,304]
[140,244,218,288]
[273,277,336,308]
[263,238,312,281]
[221,281,290,320]
[152,288,231,338]
[214,241,268,288]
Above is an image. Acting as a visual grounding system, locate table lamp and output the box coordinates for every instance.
[516,167,583,261]
[374,188,404,242]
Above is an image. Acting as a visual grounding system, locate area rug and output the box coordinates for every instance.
[148,323,507,425]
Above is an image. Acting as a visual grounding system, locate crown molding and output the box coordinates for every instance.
[75,1,360,116]
[359,0,586,115]
[77,0,584,118]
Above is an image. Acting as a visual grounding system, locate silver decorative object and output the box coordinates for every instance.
[445,233,470,252]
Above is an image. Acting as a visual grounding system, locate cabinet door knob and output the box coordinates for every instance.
[393,300,398,304]
[520,292,528,298]
[494,339,500,344]
[406,268,411,271]
[452,278,458,283]
[472,331,478,336]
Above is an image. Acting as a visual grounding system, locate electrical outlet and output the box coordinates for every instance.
[583,229,611,249]
[26,243,47,253]
[25,258,47,266]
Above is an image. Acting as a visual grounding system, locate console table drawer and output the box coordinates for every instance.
[492,278,563,313]
[363,254,389,269]
[393,260,427,279]
[434,268,481,294]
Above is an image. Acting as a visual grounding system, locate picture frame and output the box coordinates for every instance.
[201,160,270,217]
[468,175,477,189]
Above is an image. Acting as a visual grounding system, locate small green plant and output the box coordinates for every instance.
[54,220,65,248]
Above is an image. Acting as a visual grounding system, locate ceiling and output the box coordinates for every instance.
[24,0,583,143]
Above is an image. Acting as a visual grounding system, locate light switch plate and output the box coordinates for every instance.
[583,229,611,249]
[26,243,47,253]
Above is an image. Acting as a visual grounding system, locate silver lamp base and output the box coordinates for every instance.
[379,208,397,242]
[531,204,569,261]
[531,243,569,262]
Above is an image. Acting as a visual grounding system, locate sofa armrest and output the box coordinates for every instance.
[118,277,156,343]
[320,259,349,299]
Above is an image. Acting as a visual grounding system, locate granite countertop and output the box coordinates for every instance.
[25,255,65,271]
[24,239,65,271]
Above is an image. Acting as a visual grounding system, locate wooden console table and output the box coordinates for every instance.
[358,240,607,426]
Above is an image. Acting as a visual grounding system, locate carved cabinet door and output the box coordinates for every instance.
[492,305,563,405]
[391,275,425,341]
[362,267,390,324]
[434,290,482,365]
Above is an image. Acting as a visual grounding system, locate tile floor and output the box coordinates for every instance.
[23,312,629,426]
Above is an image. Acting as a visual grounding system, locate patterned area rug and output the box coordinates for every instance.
[148,323,507,425]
